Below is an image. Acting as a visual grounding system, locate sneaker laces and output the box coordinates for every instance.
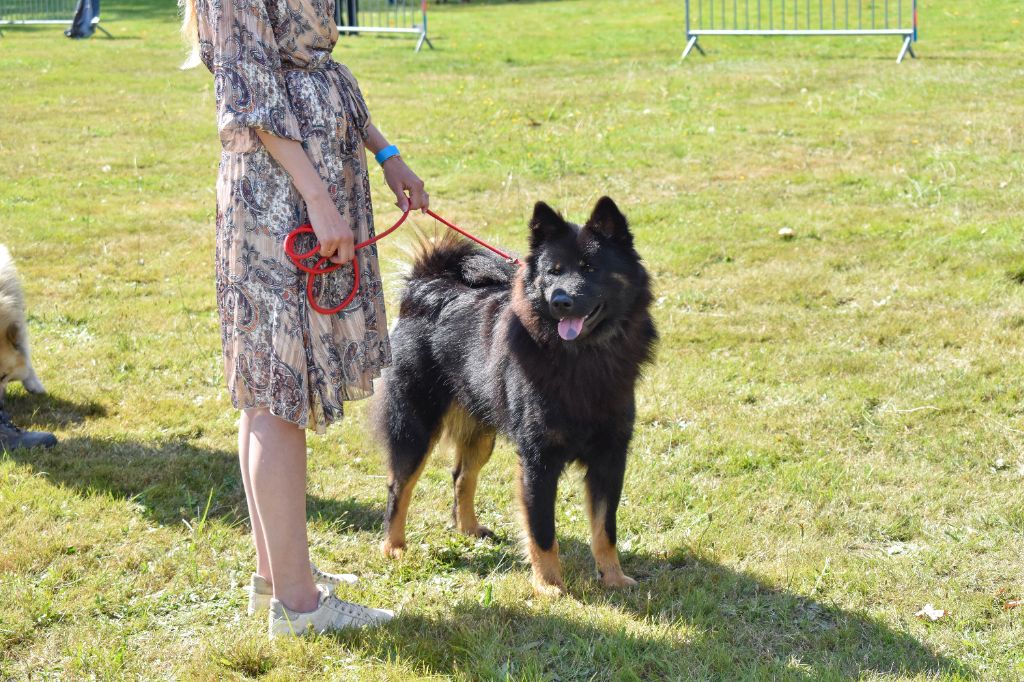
[0,411,21,432]
[323,595,376,623]
[311,564,339,583]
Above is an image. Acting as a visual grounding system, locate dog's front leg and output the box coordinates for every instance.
[585,451,636,588]
[22,363,45,394]
[517,458,566,598]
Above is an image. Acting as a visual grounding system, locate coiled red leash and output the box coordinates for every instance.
[284,207,521,315]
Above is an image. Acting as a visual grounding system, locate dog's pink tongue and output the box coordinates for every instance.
[558,317,585,341]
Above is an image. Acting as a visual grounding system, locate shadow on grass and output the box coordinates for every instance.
[0,392,968,678]
[1,390,107,428]
[2,429,383,531]
[331,546,970,681]
[342,530,970,680]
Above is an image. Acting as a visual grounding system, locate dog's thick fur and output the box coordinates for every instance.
[0,246,45,405]
[375,197,657,596]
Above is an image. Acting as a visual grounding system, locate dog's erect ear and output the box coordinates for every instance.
[529,201,570,250]
[584,196,632,248]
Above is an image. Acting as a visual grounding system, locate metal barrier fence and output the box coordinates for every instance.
[335,0,433,52]
[0,0,110,36]
[683,0,917,62]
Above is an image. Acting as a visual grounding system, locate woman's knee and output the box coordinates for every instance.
[245,408,302,436]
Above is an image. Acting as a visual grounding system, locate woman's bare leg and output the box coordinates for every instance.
[246,407,319,613]
[238,410,271,582]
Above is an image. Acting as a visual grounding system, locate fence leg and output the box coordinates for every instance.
[896,34,915,63]
[681,35,705,59]
[415,30,434,52]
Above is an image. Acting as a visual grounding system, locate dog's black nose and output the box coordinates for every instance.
[550,291,573,315]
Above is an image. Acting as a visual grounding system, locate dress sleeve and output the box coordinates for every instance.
[198,0,303,153]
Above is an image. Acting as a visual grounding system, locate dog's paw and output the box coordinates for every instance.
[23,379,45,394]
[463,524,497,541]
[21,366,44,393]
[599,571,638,588]
[531,578,567,599]
[380,539,406,559]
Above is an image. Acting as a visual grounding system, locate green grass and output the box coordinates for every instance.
[1,0,1023,678]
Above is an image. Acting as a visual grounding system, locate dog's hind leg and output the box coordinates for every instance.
[584,453,637,588]
[381,427,440,559]
[379,381,450,559]
[447,406,497,539]
[517,458,567,597]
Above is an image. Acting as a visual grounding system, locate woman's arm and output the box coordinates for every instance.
[254,123,430,263]
[255,129,355,265]
[364,124,429,212]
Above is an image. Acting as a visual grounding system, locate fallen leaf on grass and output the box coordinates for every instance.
[915,604,947,621]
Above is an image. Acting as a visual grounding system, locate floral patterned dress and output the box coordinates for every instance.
[197,0,391,433]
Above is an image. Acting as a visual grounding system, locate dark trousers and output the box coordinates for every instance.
[65,0,99,38]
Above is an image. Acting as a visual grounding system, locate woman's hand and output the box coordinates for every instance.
[382,156,429,212]
[252,130,356,265]
[305,191,355,265]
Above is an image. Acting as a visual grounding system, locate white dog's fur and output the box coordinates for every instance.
[0,245,45,404]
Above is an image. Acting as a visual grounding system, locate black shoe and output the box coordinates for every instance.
[0,410,58,451]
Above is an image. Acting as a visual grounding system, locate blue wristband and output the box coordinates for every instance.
[375,145,400,165]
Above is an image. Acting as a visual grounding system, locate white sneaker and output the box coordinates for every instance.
[246,563,359,616]
[268,585,394,638]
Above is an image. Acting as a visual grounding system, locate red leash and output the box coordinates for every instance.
[284,207,521,315]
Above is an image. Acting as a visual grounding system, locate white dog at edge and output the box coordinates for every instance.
[0,245,45,404]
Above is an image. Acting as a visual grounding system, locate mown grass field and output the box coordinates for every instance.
[1,0,1023,678]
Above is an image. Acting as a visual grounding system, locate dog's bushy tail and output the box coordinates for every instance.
[407,230,517,288]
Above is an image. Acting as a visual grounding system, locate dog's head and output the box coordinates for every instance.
[517,196,649,345]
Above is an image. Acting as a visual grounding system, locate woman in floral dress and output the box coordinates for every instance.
[181,0,428,637]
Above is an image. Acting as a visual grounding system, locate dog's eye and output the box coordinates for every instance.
[547,264,562,276]
[579,261,595,273]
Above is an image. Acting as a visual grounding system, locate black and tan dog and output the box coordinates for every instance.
[374,197,657,596]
